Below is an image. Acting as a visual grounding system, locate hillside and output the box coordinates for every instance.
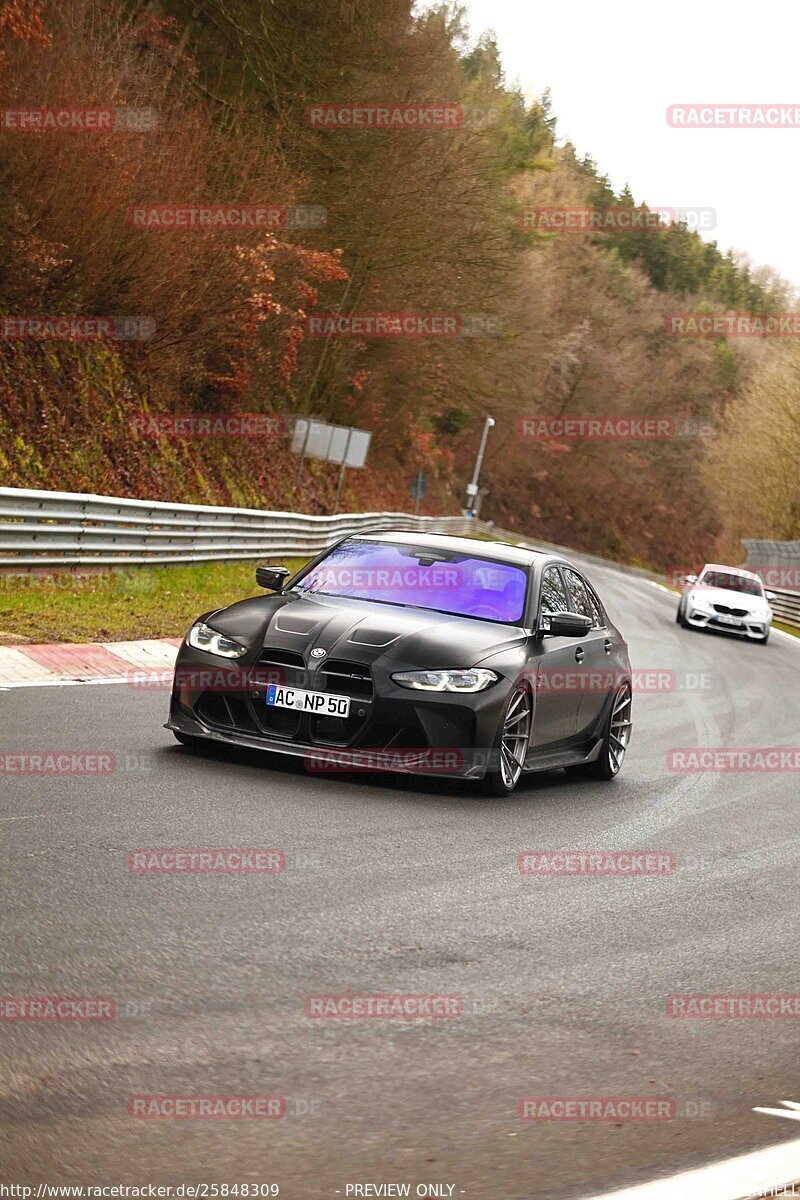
[0,0,793,567]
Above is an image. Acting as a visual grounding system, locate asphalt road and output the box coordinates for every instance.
[2,557,800,1198]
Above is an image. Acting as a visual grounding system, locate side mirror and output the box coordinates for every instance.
[684,574,697,585]
[765,591,777,602]
[256,565,291,592]
[541,611,592,638]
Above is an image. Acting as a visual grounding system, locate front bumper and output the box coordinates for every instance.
[684,609,770,639]
[165,641,515,780]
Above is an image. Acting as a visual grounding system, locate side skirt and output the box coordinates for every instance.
[523,738,604,774]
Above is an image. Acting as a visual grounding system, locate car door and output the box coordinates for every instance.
[528,564,585,751]
[561,566,613,739]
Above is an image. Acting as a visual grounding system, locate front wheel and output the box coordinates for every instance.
[576,681,632,780]
[480,683,533,797]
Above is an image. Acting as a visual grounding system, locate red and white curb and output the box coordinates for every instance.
[0,638,180,688]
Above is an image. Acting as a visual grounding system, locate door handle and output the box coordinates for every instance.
[604,639,612,655]
[574,647,585,663]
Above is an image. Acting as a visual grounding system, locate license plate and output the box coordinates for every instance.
[265,684,350,718]
[715,614,741,626]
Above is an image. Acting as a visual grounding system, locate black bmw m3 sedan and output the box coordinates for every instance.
[166,532,632,795]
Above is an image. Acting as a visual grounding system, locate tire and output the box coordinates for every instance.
[480,682,533,797]
[757,631,770,645]
[675,605,682,624]
[577,680,632,780]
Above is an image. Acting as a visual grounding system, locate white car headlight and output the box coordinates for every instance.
[391,668,498,693]
[688,591,712,612]
[187,621,248,659]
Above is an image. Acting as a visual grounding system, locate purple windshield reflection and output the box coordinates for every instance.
[294,540,527,624]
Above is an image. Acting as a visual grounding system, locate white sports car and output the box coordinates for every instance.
[677,563,775,644]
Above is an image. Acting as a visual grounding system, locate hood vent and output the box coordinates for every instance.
[348,627,402,647]
[274,615,320,634]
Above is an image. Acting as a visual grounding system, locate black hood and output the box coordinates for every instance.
[204,591,526,670]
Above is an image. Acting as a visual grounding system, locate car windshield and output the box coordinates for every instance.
[292,538,528,624]
[699,570,763,596]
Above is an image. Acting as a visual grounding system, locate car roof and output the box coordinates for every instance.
[350,529,556,568]
[700,563,760,580]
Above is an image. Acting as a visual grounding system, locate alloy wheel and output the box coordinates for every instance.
[499,687,533,789]
[608,682,633,774]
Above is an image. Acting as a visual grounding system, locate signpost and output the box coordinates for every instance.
[465,415,494,517]
[410,470,427,516]
[473,486,489,518]
[291,418,372,513]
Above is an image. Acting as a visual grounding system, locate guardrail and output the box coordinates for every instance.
[0,486,488,568]
[2,487,798,630]
[743,538,800,571]
[766,591,800,628]
[742,538,800,629]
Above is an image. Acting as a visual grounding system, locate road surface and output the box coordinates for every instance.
[2,556,799,1197]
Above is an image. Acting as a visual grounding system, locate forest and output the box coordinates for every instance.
[0,0,796,570]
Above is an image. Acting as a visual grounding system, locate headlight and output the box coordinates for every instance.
[391,668,498,693]
[187,621,248,659]
[689,591,712,612]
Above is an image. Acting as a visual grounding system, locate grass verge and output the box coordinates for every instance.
[0,559,308,644]
[2,558,798,646]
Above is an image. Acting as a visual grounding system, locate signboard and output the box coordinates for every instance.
[291,419,371,468]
